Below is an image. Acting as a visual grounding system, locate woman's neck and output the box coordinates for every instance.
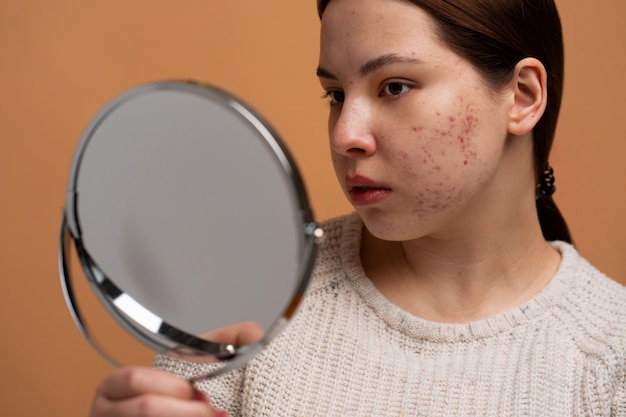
[360,218,561,324]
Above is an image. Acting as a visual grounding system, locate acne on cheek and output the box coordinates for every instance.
[431,111,468,158]
[408,98,479,171]
[412,183,462,213]
[407,125,449,174]
[401,148,459,212]
[398,150,419,178]
[450,103,479,166]
[419,145,447,176]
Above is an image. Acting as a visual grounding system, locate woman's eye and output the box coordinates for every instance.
[322,90,345,105]
[382,82,411,96]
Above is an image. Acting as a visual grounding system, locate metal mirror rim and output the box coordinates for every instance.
[58,80,322,379]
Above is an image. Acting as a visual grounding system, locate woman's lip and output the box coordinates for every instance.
[345,175,391,206]
[348,188,391,206]
[345,175,389,190]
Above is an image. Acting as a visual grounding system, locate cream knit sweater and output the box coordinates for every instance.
[155,213,626,416]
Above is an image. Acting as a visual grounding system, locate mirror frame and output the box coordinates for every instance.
[58,80,322,378]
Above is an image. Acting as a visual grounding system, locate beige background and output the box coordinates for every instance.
[0,1,624,416]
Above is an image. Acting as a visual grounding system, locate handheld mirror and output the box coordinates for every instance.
[59,80,322,381]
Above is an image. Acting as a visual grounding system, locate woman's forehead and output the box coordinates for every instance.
[318,0,445,71]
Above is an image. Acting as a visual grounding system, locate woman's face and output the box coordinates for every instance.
[318,0,513,241]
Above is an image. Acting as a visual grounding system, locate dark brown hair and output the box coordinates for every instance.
[317,0,572,243]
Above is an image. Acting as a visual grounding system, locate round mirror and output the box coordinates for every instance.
[59,80,322,380]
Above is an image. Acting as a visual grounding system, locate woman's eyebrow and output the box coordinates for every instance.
[316,53,424,80]
[316,66,337,80]
[360,53,423,77]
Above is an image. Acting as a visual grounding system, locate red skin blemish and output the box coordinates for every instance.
[454,105,478,163]
[464,114,475,134]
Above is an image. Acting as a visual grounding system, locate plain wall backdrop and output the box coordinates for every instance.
[1,1,624,416]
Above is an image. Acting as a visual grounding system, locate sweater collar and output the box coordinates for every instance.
[339,213,579,342]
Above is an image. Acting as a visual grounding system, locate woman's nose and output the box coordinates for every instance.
[329,100,376,156]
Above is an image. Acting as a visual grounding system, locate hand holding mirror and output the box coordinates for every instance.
[59,80,322,381]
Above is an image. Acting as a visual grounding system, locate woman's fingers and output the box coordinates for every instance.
[97,367,193,400]
[93,391,214,417]
[90,367,227,417]
[201,321,265,346]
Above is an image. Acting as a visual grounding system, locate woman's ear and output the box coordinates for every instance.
[507,57,548,136]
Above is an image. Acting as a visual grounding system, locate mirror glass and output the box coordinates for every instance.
[59,81,321,380]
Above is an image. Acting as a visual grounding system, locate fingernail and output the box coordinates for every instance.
[214,410,230,417]
[192,388,210,403]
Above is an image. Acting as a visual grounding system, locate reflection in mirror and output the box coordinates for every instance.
[59,81,322,380]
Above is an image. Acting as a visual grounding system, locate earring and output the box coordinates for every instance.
[537,165,556,198]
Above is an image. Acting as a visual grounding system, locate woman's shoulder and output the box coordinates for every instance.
[551,241,626,358]
[554,241,626,310]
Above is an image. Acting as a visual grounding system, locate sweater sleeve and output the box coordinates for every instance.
[153,354,246,417]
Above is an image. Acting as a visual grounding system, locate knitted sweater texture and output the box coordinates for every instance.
[155,213,626,416]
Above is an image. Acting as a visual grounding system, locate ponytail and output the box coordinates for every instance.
[535,165,572,243]
[536,196,572,243]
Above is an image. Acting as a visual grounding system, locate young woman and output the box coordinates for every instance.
[89,0,626,415]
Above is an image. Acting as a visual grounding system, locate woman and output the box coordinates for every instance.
[90,0,626,415]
